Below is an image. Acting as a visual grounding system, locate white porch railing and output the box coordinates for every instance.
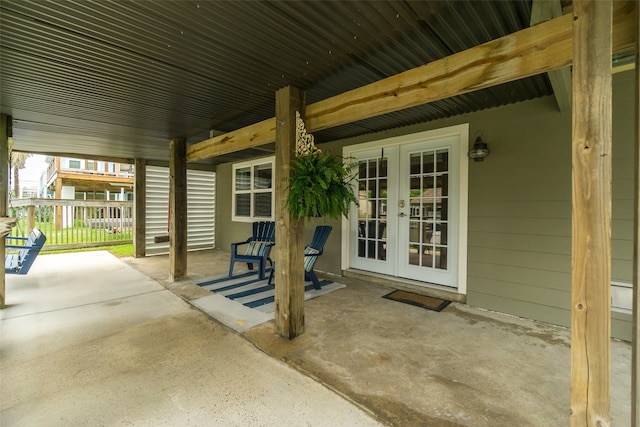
[8,198,133,250]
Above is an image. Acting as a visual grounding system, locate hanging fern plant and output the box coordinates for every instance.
[286,152,359,220]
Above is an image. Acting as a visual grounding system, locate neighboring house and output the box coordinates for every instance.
[41,156,135,231]
[43,156,134,201]
[215,69,635,342]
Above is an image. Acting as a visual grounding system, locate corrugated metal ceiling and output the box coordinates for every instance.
[0,0,552,165]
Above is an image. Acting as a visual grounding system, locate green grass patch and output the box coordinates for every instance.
[42,243,134,258]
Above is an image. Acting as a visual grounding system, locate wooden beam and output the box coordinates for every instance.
[186,2,636,162]
[0,115,9,309]
[274,86,306,339]
[570,1,612,425]
[530,0,572,113]
[632,2,640,425]
[187,118,275,161]
[133,158,146,258]
[55,172,133,185]
[169,138,187,281]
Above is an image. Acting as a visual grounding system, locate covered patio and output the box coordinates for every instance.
[1,250,632,425]
[1,1,639,424]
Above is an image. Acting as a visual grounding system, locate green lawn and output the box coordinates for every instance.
[42,243,134,258]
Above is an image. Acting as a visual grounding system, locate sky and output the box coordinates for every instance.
[19,154,48,184]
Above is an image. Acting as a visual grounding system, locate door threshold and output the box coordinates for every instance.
[344,269,466,304]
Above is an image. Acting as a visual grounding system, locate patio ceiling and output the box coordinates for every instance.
[0,0,554,166]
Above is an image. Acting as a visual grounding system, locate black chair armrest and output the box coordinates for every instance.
[230,238,253,254]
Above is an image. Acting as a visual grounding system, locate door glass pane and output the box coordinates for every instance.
[436,150,449,172]
[358,239,366,257]
[356,157,387,261]
[378,179,387,198]
[369,180,377,200]
[406,148,449,270]
[421,198,433,219]
[368,160,377,179]
[359,162,367,179]
[379,158,388,177]
[438,223,448,245]
[409,221,420,243]
[435,247,447,270]
[424,152,435,173]
[410,154,421,174]
[421,246,434,267]
[423,176,434,192]
[436,175,448,197]
[437,198,448,220]
[408,244,420,265]
[410,177,420,192]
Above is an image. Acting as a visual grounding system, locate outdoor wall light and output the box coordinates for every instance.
[468,133,489,162]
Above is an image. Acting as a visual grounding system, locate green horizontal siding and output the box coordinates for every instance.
[468,246,571,273]
[470,276,571,309]
[469,216,571,236]
[469,231,570,255]
[469,261,570,292]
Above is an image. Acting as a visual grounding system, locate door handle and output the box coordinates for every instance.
[399,212,406,217]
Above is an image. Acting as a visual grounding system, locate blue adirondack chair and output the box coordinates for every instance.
[5,228,47,275]
[268,225,332,290]
[228,221,275,280]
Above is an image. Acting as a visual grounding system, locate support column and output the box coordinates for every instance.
[169,138,187,281]
[274,86,306,339]
[632,2,640,425]
[570,1,612,425]
[134,158,146,258]
[0,115,10,308]
[54,178,62,231]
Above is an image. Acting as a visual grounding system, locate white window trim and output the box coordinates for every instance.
[232,156,275,222]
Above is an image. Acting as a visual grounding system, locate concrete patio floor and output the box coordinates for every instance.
[2,249,633,426]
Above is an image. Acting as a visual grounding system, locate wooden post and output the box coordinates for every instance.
[133,158,146,258]
[570,1,612,425]
[632,2,640,425]
[28,205,35,233]
[169,138,187,281]
[274,86,306,339]
[55,178,62,232]
[0,114,9,308]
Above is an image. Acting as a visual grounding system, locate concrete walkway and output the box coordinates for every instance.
[0,251,382,426]
[124,249,633,427]
[2,250,633,426]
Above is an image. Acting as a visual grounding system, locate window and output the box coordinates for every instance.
[68,159,81,169]
[232,157,274,221]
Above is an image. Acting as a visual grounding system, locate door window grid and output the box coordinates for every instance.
[408,149,449,269]
[357,157,387,261]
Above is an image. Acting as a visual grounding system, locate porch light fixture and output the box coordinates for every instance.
[468,133,489,162]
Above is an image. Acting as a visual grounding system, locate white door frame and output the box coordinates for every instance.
[342,123,469,294]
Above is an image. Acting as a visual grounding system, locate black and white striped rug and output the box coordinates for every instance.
[195,269,346,314]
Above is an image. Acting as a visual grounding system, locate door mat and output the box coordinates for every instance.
[383,290,451,312]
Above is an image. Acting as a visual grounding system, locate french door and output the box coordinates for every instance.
[348,127,467,289]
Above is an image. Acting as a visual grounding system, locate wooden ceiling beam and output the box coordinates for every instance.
[186,1,636,162]
[187,118,275,162]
